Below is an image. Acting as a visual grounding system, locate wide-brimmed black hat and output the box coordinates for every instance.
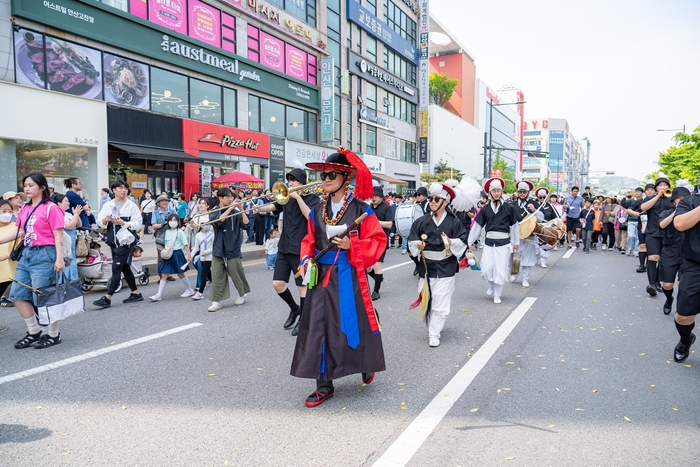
[655,177,670,188]
[671,187,690,201]
[306,152,355,173]
[305,148,374,200]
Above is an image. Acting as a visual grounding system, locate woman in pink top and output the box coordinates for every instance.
[0,173,66,349]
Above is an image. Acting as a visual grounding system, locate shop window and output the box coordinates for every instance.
[151,68,188,118]
[248,95,260,132]
[307,112,318,143]
[308,55,317,86]
[357,125,362,152]
[261,99,285,136]
[190,79,222,124]
[366,84,377,110]
[223,88,237,128]
[287,106,306,141]
[222,13,236,55]
[366,127,377,155]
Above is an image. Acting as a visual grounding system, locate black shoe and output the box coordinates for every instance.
[291,321,301,336]
[93,296,111,308]
[674,333,696,363]
[362,372,375,385]
[0,296,14,307]
[655,283,663,292]
[167,277,176,282]
[663,300,673,315]
[585,249,590,254]
[33,333,62,349]
[592,245,597,250]
[576,241,580,248]
[413,267,419,276]
[371,292,380,301]
[123,293,143,304]
[283,307,299,329]
[646,285,657,297]
[14,331,43,349]
[636,266,646,273]
[305,386,334,407]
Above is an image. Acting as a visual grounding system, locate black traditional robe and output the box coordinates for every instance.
[408,211,468,279]
[540,202,559,222]
[473,202,519,247]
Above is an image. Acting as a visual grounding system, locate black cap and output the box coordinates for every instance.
[286,168,307,184]
[671,187,690,201]
[655,177,670,188]
[415,186,428,197]
[635,187,644,193]
[645,183,656,190]
[373,186,384,198]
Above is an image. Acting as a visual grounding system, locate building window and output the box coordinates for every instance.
[189,78,221,124]
[384,90,415,124]
[248,95,260,132]
[383,0,417,45]
[266,0,316,27]
[222,13,236,55]
[223,88,237,128]
[366,83,377,110]
[247,25,260,62]
[287,106,306,141]
[261,99,286,136]
[357,125,362,152]
[366,0,377,15]
[151,68,188,118]
[366,36,377,63]
[249,95,317,143]
[366,127,377,155]
[383,48,416,85]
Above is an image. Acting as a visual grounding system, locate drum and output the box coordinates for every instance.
[519,213,537,239]
[395,203,424,237]
[532,219,566,249]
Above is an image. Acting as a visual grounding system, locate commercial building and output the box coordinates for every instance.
[1,0,327,202]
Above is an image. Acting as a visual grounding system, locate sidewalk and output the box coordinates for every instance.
[137,231,266,271]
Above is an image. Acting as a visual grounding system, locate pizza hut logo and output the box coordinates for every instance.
[198,133,222,144]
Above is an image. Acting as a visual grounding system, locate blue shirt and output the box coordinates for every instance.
[65,190,90,227]
[564,195,585,218]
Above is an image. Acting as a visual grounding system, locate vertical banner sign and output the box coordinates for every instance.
[320,57,335,142]
[418,0,429,163]
[269,137,287,183]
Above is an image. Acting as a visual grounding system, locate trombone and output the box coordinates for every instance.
[193,191,270,218]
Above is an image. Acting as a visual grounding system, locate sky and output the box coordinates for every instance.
[430,0,700,181]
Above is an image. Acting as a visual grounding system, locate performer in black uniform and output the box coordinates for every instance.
[408,183,469,347]
[534,187,557,268]
[367,186,394,300]
[658,187,690,315]
[407,186,429,276]
[640,177,672,296]
[509,181,542,287]
[630,184,656,273]
[254,168,321,336]
[671,191,700,362]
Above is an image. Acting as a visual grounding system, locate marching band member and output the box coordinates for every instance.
[509,181,544,287]
[367,185,394,300]
[658,187,690,315]
[467,177,519,304]
[408,183,469,348]
[292,149,386,407]
[407,186,429,276]
[534,187,558,268]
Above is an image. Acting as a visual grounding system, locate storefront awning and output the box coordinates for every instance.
[109,143,199,163]
[372,173,409,185]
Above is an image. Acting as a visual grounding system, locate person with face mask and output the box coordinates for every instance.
[149,214,193,302]
[0,200,18,308]
[190,201,214,301]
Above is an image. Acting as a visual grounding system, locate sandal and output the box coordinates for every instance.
[14,331,43,349]
[33,333,62,349]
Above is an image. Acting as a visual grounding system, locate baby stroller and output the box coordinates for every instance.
[77,228,150,292]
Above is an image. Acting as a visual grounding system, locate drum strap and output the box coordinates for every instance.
[486,231,509,240]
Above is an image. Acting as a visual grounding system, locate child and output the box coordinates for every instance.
[132,245,143,258]
[579,199,595,253]
[150,214,193,301]
[191,224,214,301]
[265,229,279,270]
[591,200,602,249]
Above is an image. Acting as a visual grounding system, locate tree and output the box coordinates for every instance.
[419,158,463,184]
[429,72,459,107]
[492,151,516,193]
[652,126,700,185]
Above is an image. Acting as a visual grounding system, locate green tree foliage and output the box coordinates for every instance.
[492,152,516,193]
[653,126,700,185]
[420,158,463,184]
[429,72,459,107]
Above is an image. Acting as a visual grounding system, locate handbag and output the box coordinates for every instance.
[75,233,90,258]
[160,243,174,260]
[10,202,44,261]
[36,272,85,326]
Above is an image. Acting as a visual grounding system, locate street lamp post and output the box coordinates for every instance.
[484,99,526,179]
[446,151,455,179]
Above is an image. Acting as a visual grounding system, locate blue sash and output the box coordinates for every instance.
[316,249,360,349]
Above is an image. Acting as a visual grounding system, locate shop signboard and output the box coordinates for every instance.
[347,0,418,65]
[201,165,212,197]
[12,0,319,107]
[149,0,187,34]
[188,0,221,47]
[269,137,286,183]
[361,154,386,174]
[348,51,417,104]
[418,0,429,163]
[320,57,334,142]
[182,119,271,160]
[285,44,307,82]
[285,140,330,165]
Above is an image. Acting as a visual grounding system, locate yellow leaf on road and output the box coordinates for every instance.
[592,389,598,393]
[209,374,217,376]
[624,416,631,422]
[470,408,478,413]
[548,424,555,428]
[506,457,515,461]
[672,408,679,412]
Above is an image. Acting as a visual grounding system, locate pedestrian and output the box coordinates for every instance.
[625,187,643,256]
[177,193,188,224]
[367,185,394,301]
[0,173,65,349]
[188,192,201,221]
[139,190,155,241]
[658,187,690,315]
[253,169,321,334]
[563,186,585,248]
[409,183,468,347]
[613,199,628,253]
[408,186,429,275]
[0,200,18,308]
[599,196,615,250]
[48,184,56,202]
[632,184,657,273]
[151,194,177,273]
[292,149,386,407]
[579,198,595,253]
[149,214,194,301]
[509,181,542,288]
[92,180,144,309]
[468,177,519,304]
[265,229,279,270]
[591,199,602,249]
[3,191,26,220]
[53,194,82,281]
[63,177,90,228]
[191,220,214,301]
[99,187,111,210]
[640,177,672,296]
[670,190,700,362]
[207,187,251,312]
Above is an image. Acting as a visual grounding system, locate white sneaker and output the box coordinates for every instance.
[486,286,494,297]
[401,250,407,255]
[234,295,247,306]
[429,337,440,347]
[553,246,558,251]
[494,296,502,304]
[149,294,162,301]
[207,302,222,312]
[192,292,204,300]
[602,245,607,251]
[180,289,195,298]
[541,262,547,268]
[522,280,530,288]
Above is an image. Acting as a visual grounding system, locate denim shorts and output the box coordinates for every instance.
[9,246,57,304]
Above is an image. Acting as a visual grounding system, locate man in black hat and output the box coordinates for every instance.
[367,186,394,300]
[630,184,657,272]
[407,186,429,276]
[658,187,690,315]
[640,177,672,296]
[671,189,700,362]
[254,168,321,335]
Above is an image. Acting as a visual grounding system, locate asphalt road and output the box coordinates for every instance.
[1,244,699,466]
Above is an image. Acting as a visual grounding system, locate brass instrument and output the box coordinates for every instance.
[664,188,673,197]
[271,180,323,205]
[194,192,270,218]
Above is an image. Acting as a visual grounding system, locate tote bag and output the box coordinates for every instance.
[36,272,85,326]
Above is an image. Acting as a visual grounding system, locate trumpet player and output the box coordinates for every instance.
[640,177,673,297]
[253,169,320,335]
[658,187,690,315]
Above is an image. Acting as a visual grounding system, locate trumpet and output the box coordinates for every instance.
[194,191,271,218]
[271,180,323,205]
[663,188,673,197]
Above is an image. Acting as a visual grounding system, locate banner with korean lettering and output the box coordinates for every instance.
[320,57,334,142]
[285,43,307,82]
[189,0,221,47]
[418,0,429,163]
[149,0,188,35]
[260,32,285,72]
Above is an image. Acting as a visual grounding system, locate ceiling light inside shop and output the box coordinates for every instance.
[202,99,209,106]
[194,109,200,115]
[292,122,298,127]
[164,90,172,98]
[270,116,276,122]
[430,32,451,46]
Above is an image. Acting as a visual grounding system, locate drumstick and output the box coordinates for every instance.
[11,278,42,295]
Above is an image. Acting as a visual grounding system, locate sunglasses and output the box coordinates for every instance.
[538,196,546,199]
[319,171,345,181]
[429,196,444,203]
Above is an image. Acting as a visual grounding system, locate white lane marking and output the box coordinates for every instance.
[562,247,576,259]
[0,322,203,386]
[383,261,414,272]
[373,297,538,467]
